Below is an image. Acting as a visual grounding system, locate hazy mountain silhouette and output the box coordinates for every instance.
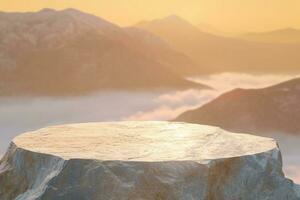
[136,15,300,74]
[175,77,300,135]
[241,28,300,43]
[197,23,232,37]
[123,27,199,75]
[0,9,207,96]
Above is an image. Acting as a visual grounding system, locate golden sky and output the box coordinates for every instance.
[1,0,300,32]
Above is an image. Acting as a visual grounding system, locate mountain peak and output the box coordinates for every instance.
[0,8,121,49]
[62,8,83,14]
[39,8,83,14]
[164,14,184,21]
[137,14,192,26]
[136,14,198,33]
[159,14,192,25]
[39,8,56,13]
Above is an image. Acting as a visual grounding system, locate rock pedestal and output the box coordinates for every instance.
[0,121,299,200]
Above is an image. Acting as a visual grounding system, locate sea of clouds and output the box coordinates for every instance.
[0,72,299,182]
[126,73,298,120]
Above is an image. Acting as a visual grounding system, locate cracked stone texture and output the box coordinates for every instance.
[0,121,299,200]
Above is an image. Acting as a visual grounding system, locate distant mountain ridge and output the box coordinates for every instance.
[240,28,300,43]
[175,77,300,135]
[197,23,232,37]
[0,9,207,96]
[136,15,300,74]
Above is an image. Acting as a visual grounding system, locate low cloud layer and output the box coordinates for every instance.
[126,73,298,121]
[125,89,215,120]
[189,73,298,91]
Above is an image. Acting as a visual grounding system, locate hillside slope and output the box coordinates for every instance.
[0,9,206,96]
[136,15,300,74]
[175,78,300,135]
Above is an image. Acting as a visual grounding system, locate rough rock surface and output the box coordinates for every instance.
[0,121,299,200]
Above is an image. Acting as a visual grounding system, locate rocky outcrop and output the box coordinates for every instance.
[0,121,299,200]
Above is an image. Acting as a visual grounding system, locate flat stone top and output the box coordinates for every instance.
[13,121,277,162]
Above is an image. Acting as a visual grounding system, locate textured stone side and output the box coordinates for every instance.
[204,148,298,200]
[0,144,65,200]
[1,122,299,200]
[0,145,299,200]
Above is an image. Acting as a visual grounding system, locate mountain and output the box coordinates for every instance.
[123,27,199,75]
[136,15,300,74]
[240,28,300,43]
[0,9,207,96]
[175,77,300,135]
[197,23,232,37]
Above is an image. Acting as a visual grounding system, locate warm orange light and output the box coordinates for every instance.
[1,0,300,32]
